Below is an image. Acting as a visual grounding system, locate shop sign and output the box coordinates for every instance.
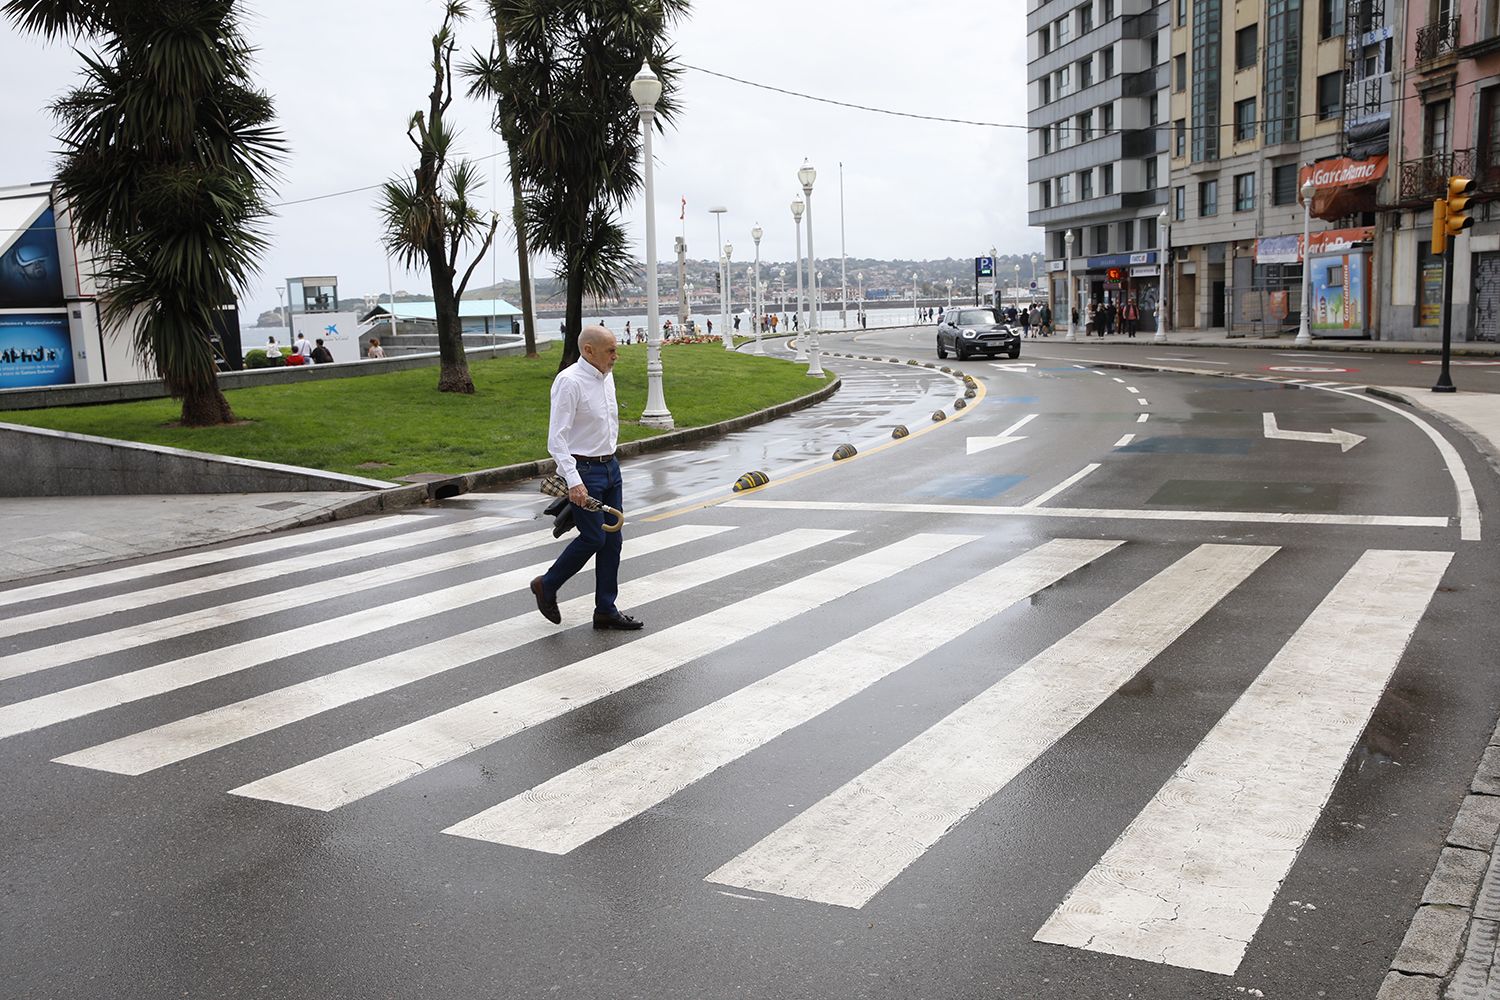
[1130,265,1160,277]
[1298,156,1388,198]
[0,312,74,389]
[1256,234,1301,264]
[1256,227,1375,263]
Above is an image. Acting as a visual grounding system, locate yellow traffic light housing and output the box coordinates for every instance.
[1432,197,1449,254]
[1446,176,1476,240]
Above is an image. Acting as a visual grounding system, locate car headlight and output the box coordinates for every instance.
[961,329,977,339]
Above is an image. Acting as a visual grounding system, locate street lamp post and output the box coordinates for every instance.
[779,267,786,313]
[857,271,864,325]
[710,206,728,347]
[1156,209,1169,344]
[990,244,998,307]
[1014,263,1021,310]
[799,160,823,377]
[1296,177,1316,345]
[631,64,672,428]
[751,224,764,354]
[912,272,918,324]
[1064,230,1076,342]
[947,277,953,309]
[791,194,808,361]
[722,241,734,349]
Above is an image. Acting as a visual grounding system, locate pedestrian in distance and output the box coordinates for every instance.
[264,335,281,356]
[531,325,643,631]
[366,337,385,359]
[624,319,632,342]
[1017,307,1030,338]
[733,314,741,332]
[707,318,713,336]
[310,338,334,364]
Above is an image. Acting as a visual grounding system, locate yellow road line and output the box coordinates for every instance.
[642,361,986,522]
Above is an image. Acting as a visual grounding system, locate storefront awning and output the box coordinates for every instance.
[1299,156,1388,221]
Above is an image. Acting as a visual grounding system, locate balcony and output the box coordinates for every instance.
[1398,148,1475,203]
[1415,16,1460,64]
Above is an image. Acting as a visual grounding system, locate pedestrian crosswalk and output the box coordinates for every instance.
[0,512,1452,978]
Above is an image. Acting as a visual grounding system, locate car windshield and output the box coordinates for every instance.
[956,310,999,325]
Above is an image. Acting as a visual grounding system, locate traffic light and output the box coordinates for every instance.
[1431,176,1476,254]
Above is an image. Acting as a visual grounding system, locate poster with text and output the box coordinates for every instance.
[0,208,65,309]
[1309,252,1368,333]
[0,312,75,388]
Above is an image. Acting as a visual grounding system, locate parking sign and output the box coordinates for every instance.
[976,256,994,278]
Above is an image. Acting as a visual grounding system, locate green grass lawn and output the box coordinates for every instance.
[4,342,832,479]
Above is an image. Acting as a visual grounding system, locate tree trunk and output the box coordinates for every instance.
[509,163,538,359]
[428,243,475,393]
[559,264,586,370]
[179,383,235,427]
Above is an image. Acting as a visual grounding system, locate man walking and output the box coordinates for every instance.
[530,325,643,631]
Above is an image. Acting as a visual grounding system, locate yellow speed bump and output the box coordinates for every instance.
[832,443,858,461]
[733,470,770,492]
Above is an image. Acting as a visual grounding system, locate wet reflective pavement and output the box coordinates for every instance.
[2,326,1497,1000]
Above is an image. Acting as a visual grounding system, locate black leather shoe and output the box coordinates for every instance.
[531,577,561,624]
[592,610,644,631]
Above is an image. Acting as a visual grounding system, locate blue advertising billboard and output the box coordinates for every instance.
[0,312,74,388]
[0,206,65,309]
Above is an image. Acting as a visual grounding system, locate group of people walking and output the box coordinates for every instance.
[1071,299,1143,337]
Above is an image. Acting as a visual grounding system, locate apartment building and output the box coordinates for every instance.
[1166,0,1368,333]
[1380,0,1500,341]
[1028,0,1171,328]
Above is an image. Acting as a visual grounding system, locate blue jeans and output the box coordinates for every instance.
[541,458,623,615]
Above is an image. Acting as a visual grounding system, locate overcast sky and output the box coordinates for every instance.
[1,0,1038,316]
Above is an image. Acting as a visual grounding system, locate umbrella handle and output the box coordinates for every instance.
[599,504,624,533]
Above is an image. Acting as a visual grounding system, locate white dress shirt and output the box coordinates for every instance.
[547,358,619,488]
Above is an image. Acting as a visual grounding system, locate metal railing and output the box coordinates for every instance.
[1416,16,1460,62]
[1398,148,1475,202]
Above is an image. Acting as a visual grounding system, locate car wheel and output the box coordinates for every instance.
[955,342,968,361]
[936,337,947,359]
[1008,345,1020,359]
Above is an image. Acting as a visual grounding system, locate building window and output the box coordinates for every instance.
[1234,97,1257,140]
[1119,220,1135,252]
[1143,216,1159,248]
[1057,65,1071,96]
[1102,102,1115,131]
[1093,225,1110,254]
[1103,163,1115,195]
[1199,179,1219,216]
[1149,93,1160,126]
[1175,53,1188,92]
[1235,25,1258,70]
[1102,45,1115,77]
[1319,0,1345,38]
[1040,181,1053,208]
[1040,126,1052,154]
[1055,15,1071,44]
[1480,87,1500,171]
[1271,164,1297,204]
[1080,169,1094,200]
[1317,71,1343,119]
[1080,2,1095,33]
[1175,118,1187,156]
[1146,155,1159,189]
[1234,172,1255,210]
[1425,99,1451,156]
[1054,231,1068,259]
[1039,27,1051,56]
[1149,33,1160,66]
[1191,0,1223,161]
[1174,185,1186,220]
[1104,0,1115,18]
[1263,0,1301,145]
[1040,77,1051,104]
[1057,175,1071,203]
[1078,110,1094,141]
[1177,0,1186,26]
[1079,56,1094,89]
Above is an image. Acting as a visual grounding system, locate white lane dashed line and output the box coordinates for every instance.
[1114,434,1136,447]
[1138,413,1149,423]
[1112,377,1126,384]
[1137,398,1149,405]
[1125,385,1140,393]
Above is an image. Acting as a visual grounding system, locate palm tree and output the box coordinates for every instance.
[472,0,689,371]
[4,0,283,426]
[380,1,501,395]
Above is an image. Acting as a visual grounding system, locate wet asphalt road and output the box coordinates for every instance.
[2,328,1497,1000]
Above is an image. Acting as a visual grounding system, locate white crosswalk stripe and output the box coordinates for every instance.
[0,524,723,740]
[56,528,838,775]
[7,514,1457,982]
[0,522,559,682]
[0,515,420,610]
[229,532,974,811]
[706,542,1278,908]
[1034,548,1451,975]
[0,515,516,641]
[443,537,1123,854]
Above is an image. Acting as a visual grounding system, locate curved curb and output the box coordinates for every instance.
[306,373,845,523]
[1365,386,1500,482]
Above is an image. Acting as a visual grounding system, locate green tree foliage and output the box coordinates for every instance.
[4,0,283,426]
[465,0,689,371]
[380,1,501,395]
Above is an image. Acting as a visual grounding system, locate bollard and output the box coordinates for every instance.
[932,410,947,422]
[891,425,909,439]
[832,443,858,461]
[732,470,770,492]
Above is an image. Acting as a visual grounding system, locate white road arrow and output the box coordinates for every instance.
[967,414,1037,455]
[1262,412,1366,452]
[990,362,1037,373]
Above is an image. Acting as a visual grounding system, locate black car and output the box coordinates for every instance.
[936,307,1020,360]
